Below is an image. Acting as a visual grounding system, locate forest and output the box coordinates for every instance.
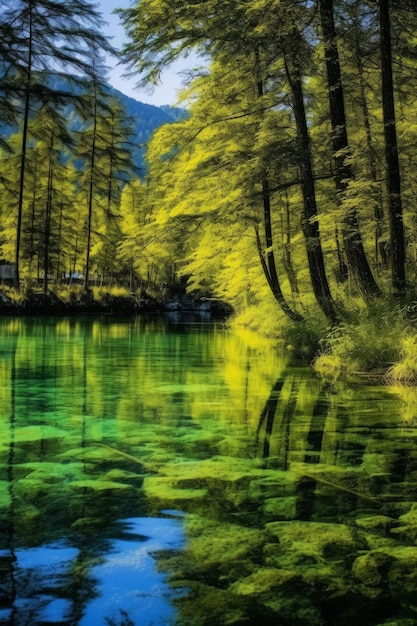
[1,0,417,379]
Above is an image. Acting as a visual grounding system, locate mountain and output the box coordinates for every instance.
[2,74,187,174]
[105,84,188,172]
[107,85,184,143]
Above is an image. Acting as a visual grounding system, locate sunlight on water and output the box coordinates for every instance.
[0,315,416,625]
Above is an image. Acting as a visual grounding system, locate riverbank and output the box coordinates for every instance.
[231,299,417,385]
[0,287,234,318]
[0,290,152,316]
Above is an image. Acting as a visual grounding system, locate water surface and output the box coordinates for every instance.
[0,315,416,625]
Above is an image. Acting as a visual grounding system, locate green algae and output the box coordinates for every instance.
[72,479,133,491]
[14,425,69,442]
[229,567,301,595]
[0,480,11,507]
[144,476,208,503]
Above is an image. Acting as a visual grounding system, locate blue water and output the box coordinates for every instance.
[0,516,185,625]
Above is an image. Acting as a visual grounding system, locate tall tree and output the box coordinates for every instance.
[119,0,339,322]
[377,0,406,293]
[29,104,74,294]
[283,37,338,323]
[76,82,136,290]
[255,56,303,322]
[319,0,380,298]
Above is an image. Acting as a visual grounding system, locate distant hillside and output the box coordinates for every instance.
[105,84,187,172]
[2,75,187,175]
[107,85,184,143]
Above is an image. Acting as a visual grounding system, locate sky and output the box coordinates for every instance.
[98,0,192,107]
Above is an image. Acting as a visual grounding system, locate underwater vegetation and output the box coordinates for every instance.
[0,317,416,625]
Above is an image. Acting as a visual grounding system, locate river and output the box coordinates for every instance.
[0,315,416,625]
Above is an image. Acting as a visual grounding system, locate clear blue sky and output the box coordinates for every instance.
[99,0,191,106]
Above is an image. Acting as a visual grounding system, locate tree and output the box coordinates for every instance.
[319,0,380,298]
[29,104,74,294]
[255,56,303,322]
[378,0,406,293]
[283,34,338,323]
[76,82,137,290]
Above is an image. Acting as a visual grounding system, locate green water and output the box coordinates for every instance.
[0,315,416,626]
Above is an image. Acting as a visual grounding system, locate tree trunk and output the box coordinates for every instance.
[320,0,380,298]
[42,136,54,296]
[55,198,63,285]
[255,63,303,322]
[353,35,384,266]
[284,49,338,324]
[282,188,299,295]
[84,84,98,293]
[378,0,406,293]
[14,4,34,290]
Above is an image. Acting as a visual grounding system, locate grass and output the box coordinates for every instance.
[314,301,417,381]
[386,336,417,383]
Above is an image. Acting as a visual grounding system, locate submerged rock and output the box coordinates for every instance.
[352,550,394,587]
[230,567,301,596]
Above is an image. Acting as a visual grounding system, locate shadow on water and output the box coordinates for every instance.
[0,317,417,625]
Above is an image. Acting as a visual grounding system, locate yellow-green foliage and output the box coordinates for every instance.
[314,303,411,377]
[91,286,130,300]
[387,336,417,383]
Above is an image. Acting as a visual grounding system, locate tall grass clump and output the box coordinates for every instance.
[386,336,417,383]
[314,301,412,380]
[280,316,329,363]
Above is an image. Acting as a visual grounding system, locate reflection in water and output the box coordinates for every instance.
[79,517,186,626]
[0,316,416,625]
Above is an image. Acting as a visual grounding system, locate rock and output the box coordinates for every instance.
[352,551,393,586]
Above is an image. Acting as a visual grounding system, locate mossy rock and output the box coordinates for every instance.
[19,505,41,531]
[380,500,415,518]
[398,502,417,525]
[261,496,297,520]
[185,520,265,572]
[72,479,133,491]
[0,480,11,508]
[263,542,282,567]
[355,515,397,535]
[265,521,355,565]
[387,546,417,605]
[102,468,145,482]
[248,473,295,501]
[14,478,50,500]
[20,461,86,482]
[229,567,301,596]
[352,551,394,587]
[14,425,68,442]
[174,581,250,626]
[159,455,267,484]
[144,476,207,503]
[264,594,324,626]
[71,516,104,530]
[389,524,417,544]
